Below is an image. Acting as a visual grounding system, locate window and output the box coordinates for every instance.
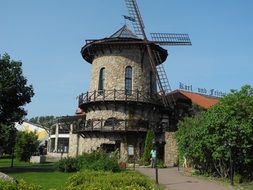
[104,117,119,127]
[50,138,55,152]
[98,67,105,94]
[57,138,69,153]
[125,66,132,95]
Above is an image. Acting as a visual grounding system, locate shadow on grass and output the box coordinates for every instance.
[0,164,56,174]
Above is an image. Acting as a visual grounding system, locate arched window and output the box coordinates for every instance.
[98,67,105,94]
[125,66,132,95]
[104,117,119,127]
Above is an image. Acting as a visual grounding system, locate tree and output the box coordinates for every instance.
[15,131,39,161]
[142,129,155,164]
[0,53,34,124]
[28,115,56,130]
[176,85,253,180]
[0,53,34,156]
[0,124,17,155]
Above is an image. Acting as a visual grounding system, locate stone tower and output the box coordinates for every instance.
[77,25,168,161]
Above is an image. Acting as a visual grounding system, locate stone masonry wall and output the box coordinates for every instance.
[85,45,159,128]
[164,132,178,167]
[89,48,155,94]
[86,106,160,122]
[78,136,115,154]
[80,45,159,162]
[68,133,78,157]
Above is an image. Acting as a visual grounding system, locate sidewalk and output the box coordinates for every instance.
[137,167,234,190]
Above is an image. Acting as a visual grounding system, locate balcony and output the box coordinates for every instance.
[78,89,161,107]
[77,118,160,133]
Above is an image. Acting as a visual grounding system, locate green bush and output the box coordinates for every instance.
[65,171,160,190]
[88,155,120,172]
[57,157,79,172]
[234,174,243,184]
[156,159,166,168]
[57,151,120,173]
[0,179,40,190]
[176,85,253,180]
[15,131,39,162]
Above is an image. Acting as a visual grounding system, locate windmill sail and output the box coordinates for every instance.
[151,33,191,46]
[124,0,145,38]
[124,0,191,108]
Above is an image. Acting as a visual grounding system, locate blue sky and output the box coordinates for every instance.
[1,0,253,118]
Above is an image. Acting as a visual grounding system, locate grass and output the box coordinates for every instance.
[9,172,72,190]
[1,157,163,190]
[0,158,32,167]
[189,169,253,190]
[234,182,253,190]
[0,158,72,190]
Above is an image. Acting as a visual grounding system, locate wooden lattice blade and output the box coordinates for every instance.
[124,0,145,38]
[151,33,192,46]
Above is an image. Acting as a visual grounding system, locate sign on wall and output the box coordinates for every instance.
[179,82,227,97]
[128,145,134,156]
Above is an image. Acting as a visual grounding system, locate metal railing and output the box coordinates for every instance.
[77,118,158,132]
[78,89,161,106]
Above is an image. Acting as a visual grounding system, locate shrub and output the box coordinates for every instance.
[0,179,40,190]
[65,171,160,190]
[15,131,39,162]
[88,155,120,172]
[234,174,243,184]
[57,157,79,172]
[57,151,120,173]
[156,159,166,168]
[176,85,253,180]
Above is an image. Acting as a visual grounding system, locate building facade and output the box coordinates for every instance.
[76,25,168,161]
[47,26,219,165]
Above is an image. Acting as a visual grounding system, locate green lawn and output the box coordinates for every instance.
[0,157,69,190]
[9,172,73,190]
[0,158,32,167]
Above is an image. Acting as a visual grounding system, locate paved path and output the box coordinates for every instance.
[137,167,234,190]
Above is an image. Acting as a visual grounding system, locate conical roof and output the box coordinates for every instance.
[81,25,168,64]
[110,25,139,39]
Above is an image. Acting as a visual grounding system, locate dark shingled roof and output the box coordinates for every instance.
[110,25,139,39]
[81,25,168,64]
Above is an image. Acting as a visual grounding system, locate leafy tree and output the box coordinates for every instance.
[142,129,155,164]
[176,85,253,180]
[0,124,17,155]
[0,53,34,124]
[0,53,34,156]
[15,131,39,161]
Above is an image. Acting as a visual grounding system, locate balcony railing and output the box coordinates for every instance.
[77,118,159,132]
[78,89,161,106]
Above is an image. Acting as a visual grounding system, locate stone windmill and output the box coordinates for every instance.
[77,0,191,162]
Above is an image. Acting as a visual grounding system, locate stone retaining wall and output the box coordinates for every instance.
[164,132,178,167]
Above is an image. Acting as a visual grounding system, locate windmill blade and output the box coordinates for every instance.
[124,0,174,108]
[124,0,146,38]
[153,50,175,105]
[150,33,192,46]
